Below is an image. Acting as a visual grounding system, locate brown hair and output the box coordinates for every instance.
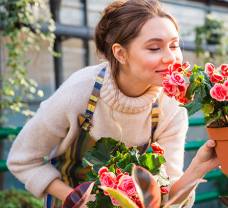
[95,0,179,78]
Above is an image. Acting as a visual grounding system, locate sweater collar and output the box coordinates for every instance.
[100,62,162,113]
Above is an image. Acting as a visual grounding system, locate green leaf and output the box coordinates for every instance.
[122,163,134,174]
[73,182,95,207]
[83,137,119,170]
[183,89,204,116]
[139,153,165,174]
[87,192,118,208]
[132,165,161,208]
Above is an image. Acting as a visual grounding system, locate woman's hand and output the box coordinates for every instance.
[169,140,220,204]
[192,139,220,177]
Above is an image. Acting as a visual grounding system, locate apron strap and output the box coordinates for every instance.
[78,67,106,131]
[151,101,159,137]
[139,100,160,154]
[45,67,106,208]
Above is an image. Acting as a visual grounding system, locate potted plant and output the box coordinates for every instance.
[162,62,228,175]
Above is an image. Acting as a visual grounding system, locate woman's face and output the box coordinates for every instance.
[122,16,183,87]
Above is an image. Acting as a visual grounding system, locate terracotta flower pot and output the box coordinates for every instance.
[207,127,228,175]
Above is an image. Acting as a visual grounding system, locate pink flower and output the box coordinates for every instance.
[117,175,137,197]
[151,143,164,155]
[163,79,179,97]
[221,64,228,77]
[223,80,228,100]
[169,63,182,73]
[116,168,122,175]
[99,171,117,189]
[210,84,227,101]
[168,62,190,74]
[205,63,215,76]
[210,73,224,83]
[178,84,188,95]
[176,95,189,104]
[170,72,185,86]
[224,80,228,88]
[98,167,109,176]
[160,186,169,194]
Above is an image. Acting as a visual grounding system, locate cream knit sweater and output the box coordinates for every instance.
[7,62,192,205]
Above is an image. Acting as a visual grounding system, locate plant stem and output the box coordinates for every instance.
[222,107,228,126]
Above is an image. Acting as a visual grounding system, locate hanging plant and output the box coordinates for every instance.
[0,189,43,208]
[0,0,56,124]
[194,14,228,64]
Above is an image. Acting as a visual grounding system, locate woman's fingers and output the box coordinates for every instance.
[206,139,216,148]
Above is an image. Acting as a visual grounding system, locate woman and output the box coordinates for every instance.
[7,0,219,207]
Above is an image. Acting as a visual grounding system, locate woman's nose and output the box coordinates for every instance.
[162,50,176,64]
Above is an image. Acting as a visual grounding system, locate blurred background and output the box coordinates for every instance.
[0,0,228,207]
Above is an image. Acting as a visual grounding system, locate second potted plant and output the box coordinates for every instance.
[162,62,228,175]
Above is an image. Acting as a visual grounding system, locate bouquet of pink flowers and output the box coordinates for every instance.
[162,62,228,127]
[69,136,202,208]
[80,137,170,208]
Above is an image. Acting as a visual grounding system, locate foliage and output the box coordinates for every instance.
[195,14,228,64]
[0,189,43,208]
[82,137,168,208]
[0,0,56,124]
[163,62,228,127]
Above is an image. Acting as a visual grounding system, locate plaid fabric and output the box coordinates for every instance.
[62,182,93,208]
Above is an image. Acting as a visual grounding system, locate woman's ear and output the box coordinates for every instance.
[112,43,127,65]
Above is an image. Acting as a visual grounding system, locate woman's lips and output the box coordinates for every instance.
[155,69,168,74]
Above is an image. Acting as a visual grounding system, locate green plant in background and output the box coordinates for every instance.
[195,14,228,64]
[0,0,56,124]
[0,189,43,208]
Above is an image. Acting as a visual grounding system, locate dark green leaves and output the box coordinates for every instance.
[82,137,119,172]
[87,192,119,208]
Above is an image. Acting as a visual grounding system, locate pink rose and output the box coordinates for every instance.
[224,80,228,100]
[176,95,189,104]
[168,62,190,73]
[205,63,215,76]
[99,172,117,188]
[221,64,228,77]
[98,167,109,176]
[117,175,137,197]
[163,80,179,97]
[224,80,228,88]
[178,84,187,95]
[210,74,224,83]
[170,72,185,86]
[169,63,182,72]
[210,84,227,101]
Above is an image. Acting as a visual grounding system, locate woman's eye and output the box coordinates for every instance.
[170,45,180,49]
[149,48,160,51]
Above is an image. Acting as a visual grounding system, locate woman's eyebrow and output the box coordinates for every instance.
[145,37,179,44]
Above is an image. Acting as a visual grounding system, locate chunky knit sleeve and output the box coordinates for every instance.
[153,93,195,207]
[7,65,101,198]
